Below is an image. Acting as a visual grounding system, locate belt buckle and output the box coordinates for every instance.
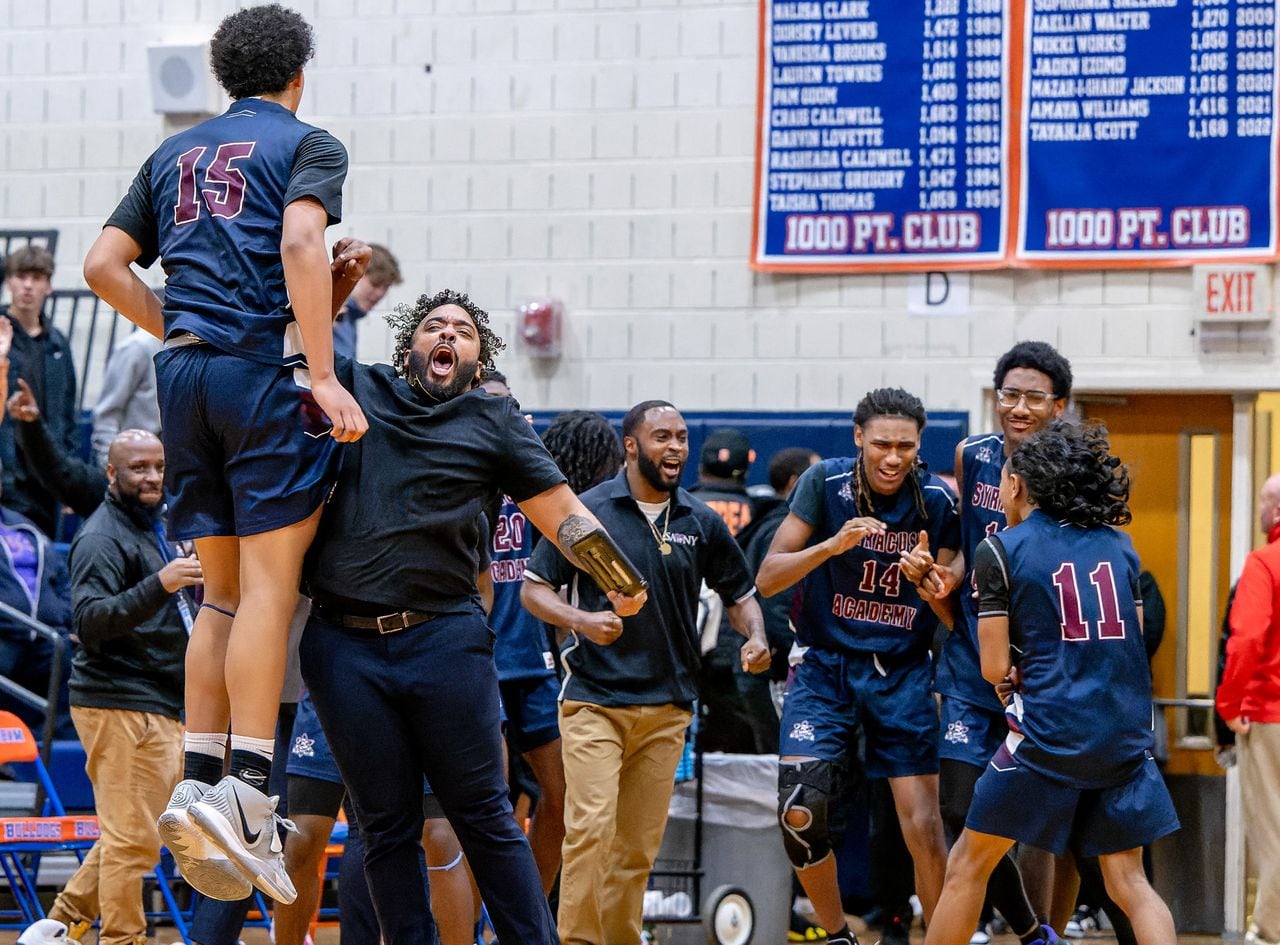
[376,612,410,634]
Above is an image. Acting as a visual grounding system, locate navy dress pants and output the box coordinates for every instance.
[301,607,556,945]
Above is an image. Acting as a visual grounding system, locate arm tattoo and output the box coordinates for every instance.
[558,513,595,551]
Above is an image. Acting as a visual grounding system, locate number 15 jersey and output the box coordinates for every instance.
[106,98,347,367]
[975,509,1153,789]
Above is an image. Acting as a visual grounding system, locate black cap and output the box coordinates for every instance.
[700,428,753,478]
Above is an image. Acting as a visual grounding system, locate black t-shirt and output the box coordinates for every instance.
[525,471,756,707]
[304,361,565,614]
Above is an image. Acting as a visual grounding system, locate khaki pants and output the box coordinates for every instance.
[1245,722,1280,941]
[49,707,182,945]
[557,700,693,945]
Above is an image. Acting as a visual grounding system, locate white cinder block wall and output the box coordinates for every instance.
[3,0,1278,416]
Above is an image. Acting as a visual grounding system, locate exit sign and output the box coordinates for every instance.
[1193,265,1273,322]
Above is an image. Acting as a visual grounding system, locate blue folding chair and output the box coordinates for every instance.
[0,711,99,929]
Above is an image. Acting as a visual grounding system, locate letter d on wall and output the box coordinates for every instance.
[907,272,970,317]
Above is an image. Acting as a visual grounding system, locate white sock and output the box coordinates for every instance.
[184,731,228,759]
[229,734,276,761]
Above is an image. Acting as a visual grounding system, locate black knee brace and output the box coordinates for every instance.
[778,759,839,869]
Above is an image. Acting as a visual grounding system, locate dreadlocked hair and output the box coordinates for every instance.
[1009,419,1131,528]
[543,411,624,495]
[385,289,505,377]
[851,387,929,519]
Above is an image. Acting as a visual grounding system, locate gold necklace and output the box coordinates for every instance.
[646,501,673,555]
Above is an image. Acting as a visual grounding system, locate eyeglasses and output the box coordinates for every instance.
[996,387,1057,408]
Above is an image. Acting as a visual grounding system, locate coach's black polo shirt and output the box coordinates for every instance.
[305,360,565,615]
[525,470,756,708]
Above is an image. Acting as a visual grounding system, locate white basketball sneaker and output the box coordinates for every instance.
[190,774,298,904]
[158,779,253,901]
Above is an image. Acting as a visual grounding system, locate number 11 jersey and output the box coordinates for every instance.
[975,509,1153,789]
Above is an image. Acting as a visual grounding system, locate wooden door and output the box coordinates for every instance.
[1077,394,1235,775]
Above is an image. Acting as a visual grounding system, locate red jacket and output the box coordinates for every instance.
[1218,527,1280,723]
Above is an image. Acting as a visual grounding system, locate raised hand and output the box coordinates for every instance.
[7,378,39,424]
[330,237,372,283]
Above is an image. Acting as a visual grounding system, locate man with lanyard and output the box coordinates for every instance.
[904,341,1073,942]
[20,430,206,945]
[521,399,771,945]
[298,289,645,945]
[757,387,958,944]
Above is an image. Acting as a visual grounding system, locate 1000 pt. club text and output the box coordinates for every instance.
[782,211,981,254]
[1044,206,1250,251]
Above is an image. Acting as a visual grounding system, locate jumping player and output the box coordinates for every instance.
[924,420,1178,945]
[82,4,366,903]
[757,388,958,942]
[904,341,1072,942]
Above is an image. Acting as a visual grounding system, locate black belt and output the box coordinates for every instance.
[310,602,437,634]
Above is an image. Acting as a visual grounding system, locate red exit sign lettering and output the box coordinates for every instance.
[1194,265,1272,322]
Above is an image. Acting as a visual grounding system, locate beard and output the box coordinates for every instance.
[636,451,679,495]
[116,486,163,517]
[406,348,481,403]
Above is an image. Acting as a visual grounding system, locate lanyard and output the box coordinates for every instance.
[151,518,194,633]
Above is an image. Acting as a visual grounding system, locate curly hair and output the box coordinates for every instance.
[851,388,928,518]
[993,341,1073,399]
[210,5,316,101]
[543,411,624,495]
[385,289,505,377]
[1009,419,1131,528]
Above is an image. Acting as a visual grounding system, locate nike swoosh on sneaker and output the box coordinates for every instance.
[233,790,261,845]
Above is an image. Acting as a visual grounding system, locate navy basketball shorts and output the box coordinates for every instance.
[154,343,339,541]
[287,691,343,786]
[287,690,436,817]
[499,675,560,754]
[966,751,1180,857]
[938,695,1008,769]
[778,646,938,779]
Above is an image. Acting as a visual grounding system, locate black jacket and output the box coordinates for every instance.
[0,309,80,536]
[67,492,186,719]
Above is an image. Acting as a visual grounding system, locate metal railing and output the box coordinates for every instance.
[0,231,59,263]
[0,597,68,772]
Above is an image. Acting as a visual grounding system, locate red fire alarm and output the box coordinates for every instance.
[519,298,563,358]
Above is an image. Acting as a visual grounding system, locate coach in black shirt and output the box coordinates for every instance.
[522,399,770,945]
[299,289,643,945]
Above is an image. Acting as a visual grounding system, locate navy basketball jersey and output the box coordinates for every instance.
[790,457,960,656]
[121,99,346,366]
[936,432,1007,709]
[489,496,555,681]
[977,511,1153,788]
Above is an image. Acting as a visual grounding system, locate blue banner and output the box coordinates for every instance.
[753,0,1012,270]
[1017,0,1279,263]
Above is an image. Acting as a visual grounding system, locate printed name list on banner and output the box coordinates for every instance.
[1017,0,1280,265]
[752,0,1012,271]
